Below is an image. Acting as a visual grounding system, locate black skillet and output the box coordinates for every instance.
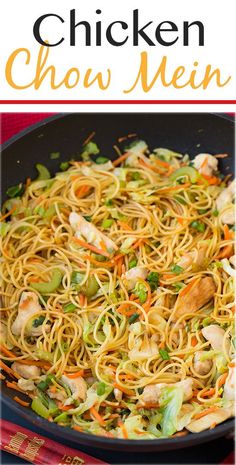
[1,113,235,452]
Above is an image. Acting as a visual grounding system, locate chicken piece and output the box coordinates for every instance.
[186,406,234,433]
[177,245,207,270]
[48,389,66,402]
[11,362,41,379]
[193,154,218,177]
[114,388,123,402]
[18,378,35,391]
[193,351,213,375]
[61,374,87,402]
[141,378,193,404]
[201,325,230,353]
[11,292,49,337]
[69,212,117,253]
[174,277,216,319]
[223,364,235,401]
[216,181,235,225]
[128,334,160,361]
[122,266,148,291]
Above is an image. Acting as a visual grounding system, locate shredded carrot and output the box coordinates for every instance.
[113,383,133,396]
[118,420,128,439]
[72,237,110,258]
[154,158,170,169]
[194,406,219,420]
[180,278,200,298]
[191,336,198,347]
[218,372,228,387]
[172,430,188,437]
[139,159,162,174]
[65,370,84,379]
[83,131,96,146]
[60,404,73,412]
[0,360,20,379]
[177,217,184,225]
[215,153,228,159]
[89,407,106,426]
[79,294,85,306]
[25,177,31,187]
[116,303,135,317]
[113,152,130,167]
[159,341,165,349]
[0,206,16,222]
[216,245,233,259]
[210,422,217,430]
[6,381,25,393]
[118,221,133,231]
[136,402,159,409]
[132,238,144,250]
[201,388,215,397]
[0,373,5,380]
[117,257,123,277]
[119,373,135,381]
[202,174,221,185]
[228,361,235,368]
[223,224,233,241]
[13,396,30,407]
[50,385,57,394]
[75,185,90,198]
[72,425,84,432]
[0,344,16,358]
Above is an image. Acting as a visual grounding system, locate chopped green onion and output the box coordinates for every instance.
[131,172,141,181]
[6,183,24,198]
[170,166,200,184]
[82,142,100,161]
[37,374,55,391]
[147,272,159,291]
[128,258,138,269]
[78,275,99,298]
[139,289,147,304]
[101,218,114,229]
[129,313,139,324]
[35,163,51,180]
[212,209,219,217]
[202,317,212,327]
[50,152,60,160]
[199,209,208,214]
[190,221,206,232]
[172,282,184,292]
[159,348,170,360]
[105,199,113,206]
[174,195,187,205]
[63,303,77,313]
[97,382,106,396]
[60,161,70,171]
[0,223,10,238]
[83,215,92,222]
[171,264,184,274]
[30,269,62,293]
[33,315,45,328]
[95,156,109,164]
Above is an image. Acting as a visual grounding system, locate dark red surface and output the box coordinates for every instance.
[0,113,55,143]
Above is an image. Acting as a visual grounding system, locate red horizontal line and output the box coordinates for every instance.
[0,100,236,104]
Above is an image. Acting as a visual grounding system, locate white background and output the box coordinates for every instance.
[0,0,235,113]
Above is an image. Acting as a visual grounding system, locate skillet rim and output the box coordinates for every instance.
[1,112,235,451]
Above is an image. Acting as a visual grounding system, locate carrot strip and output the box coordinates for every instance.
[0,206,16,222]
[218,372,228,387]
[113,383,133,396]
[228,362,235,368]
[116,303,135,317]
[202,174,221,185]
[194,406,219,420]
[0,344,16,358]
[132,238,144,250]
[60,404,74,411]
[172,431,188,437]
[6,381,24,393]
[65,370,84,379]
[72,237,110,258]
[180,278,200,298]
[0,360,20,379]
[117,221,133,231]
[75,186,90,199]
[83,131,96,146]
[223,224,233,241]
[216,245,233,259]
[154,158,170,169]
[177,217,184,225]
[89,407,106,426]
[72,425,84,432]
[136,402,159,409]
[201,388,215,397]
[117,257,123,277]
[118,420,129,439]
[113,152,130,167]
[139,159,162,174]
[0,373,5,379]
[191,336,198,347]
[13,396,30,407]
[159,341,165,349]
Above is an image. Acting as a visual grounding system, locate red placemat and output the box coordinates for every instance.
[0,113,55,144]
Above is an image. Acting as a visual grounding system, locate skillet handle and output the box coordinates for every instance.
[0,419,109,465]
